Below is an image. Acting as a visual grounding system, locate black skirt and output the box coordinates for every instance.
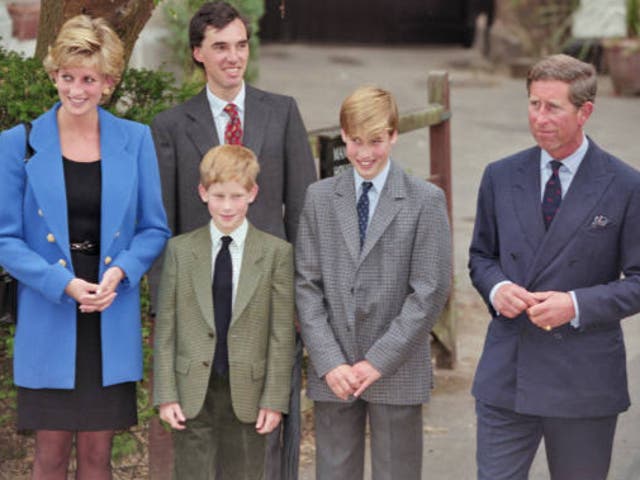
[16,251,137,431]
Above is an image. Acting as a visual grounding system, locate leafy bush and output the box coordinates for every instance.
[0,44,58,129]
[0,41,198,130]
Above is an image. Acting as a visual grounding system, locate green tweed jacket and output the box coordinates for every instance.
[153,223,295,423]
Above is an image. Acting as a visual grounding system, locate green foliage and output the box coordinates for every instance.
[0,42,199,130]
[0,324,16,428]
[629,0,640,37]
[0,43,57,129]
[507,0,580,57]
[162,0,264,84]
[110,68,183,124]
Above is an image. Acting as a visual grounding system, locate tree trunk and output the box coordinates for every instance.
[35,0,155,67]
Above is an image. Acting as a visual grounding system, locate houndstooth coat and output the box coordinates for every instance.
[296,162,452,405]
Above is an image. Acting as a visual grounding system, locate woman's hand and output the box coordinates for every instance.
[66,267,124,313]
[65,278,101,305]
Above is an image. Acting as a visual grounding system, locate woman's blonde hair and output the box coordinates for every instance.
[43,15,124,101]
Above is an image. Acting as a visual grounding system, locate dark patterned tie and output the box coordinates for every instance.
[357,181,373,249]
[223,103,243,145]
[213,236,233,376]
[542,160,563,229]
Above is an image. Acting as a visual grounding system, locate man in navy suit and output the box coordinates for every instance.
[469,54,640,480]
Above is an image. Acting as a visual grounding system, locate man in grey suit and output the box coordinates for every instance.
[469,54,640,480]
[296,86,452,480]
[151,2,316,478]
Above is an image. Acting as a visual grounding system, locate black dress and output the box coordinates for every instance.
[17,158,137,431]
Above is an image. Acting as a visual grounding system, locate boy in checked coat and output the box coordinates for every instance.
[296,86,452,480]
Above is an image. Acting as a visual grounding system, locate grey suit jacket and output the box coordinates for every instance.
[296,163,452,405]
[151,85,316,242]
[153,223,296,423]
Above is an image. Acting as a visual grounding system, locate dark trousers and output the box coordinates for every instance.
[172,373,266,480]
[476,400,618,480]
[314,399,423,480]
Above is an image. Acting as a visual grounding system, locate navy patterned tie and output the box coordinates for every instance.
[357,181,373,249]
[542,160,563,229]
[213,236,233,376]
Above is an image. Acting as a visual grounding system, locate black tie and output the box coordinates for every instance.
[213,236,233,376]
[357,181,373,249]
[542,160,563,229]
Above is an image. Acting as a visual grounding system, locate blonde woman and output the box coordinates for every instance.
[0,15,169,479]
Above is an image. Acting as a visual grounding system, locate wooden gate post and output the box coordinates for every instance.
[427,71,456,369]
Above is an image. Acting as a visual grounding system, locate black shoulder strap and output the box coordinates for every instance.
[24,122,34,162]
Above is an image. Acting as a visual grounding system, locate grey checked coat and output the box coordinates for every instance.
[296,163,452,405]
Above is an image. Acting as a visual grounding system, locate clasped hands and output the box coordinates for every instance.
[64,266,125,313]
[493,283,575,331]
[325,361,382,401]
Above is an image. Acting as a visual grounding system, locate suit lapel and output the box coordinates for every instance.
[185,89,218,157]
[99,108,136,257]
[512,149,546,253]
[232,224,264,324]
[26,106,70,260]
[333,170,360,263]
[243,85,268,155]
[526,142,614,286]
[360,163,404,261]
[190,226,215,328]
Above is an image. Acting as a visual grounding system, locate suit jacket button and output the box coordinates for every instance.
[114,231,120,238]
[104,256,112,265]
[46,233,55,242]
[208,332,214,338]
[37,209,44,217]
[58,259,67,267]
[202,361,210,367]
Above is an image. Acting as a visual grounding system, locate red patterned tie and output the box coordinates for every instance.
[223,103,243,145]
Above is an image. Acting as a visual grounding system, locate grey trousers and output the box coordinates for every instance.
[314,399,423,480]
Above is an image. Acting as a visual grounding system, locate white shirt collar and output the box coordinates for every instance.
[540,134,589,174]
[206,82,246,117]
[208,218,249,249]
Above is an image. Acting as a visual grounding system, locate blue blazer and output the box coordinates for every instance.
[469,139,640,418]
[0,105,170,389]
